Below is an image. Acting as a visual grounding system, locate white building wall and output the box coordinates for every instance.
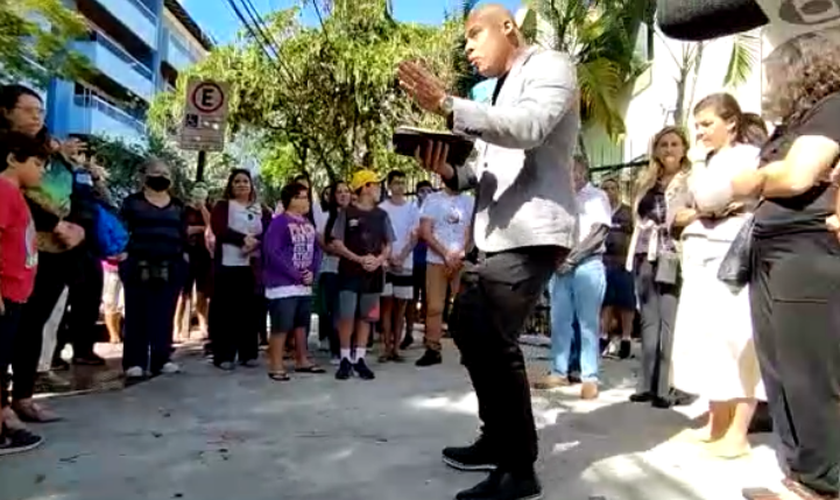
[622,29,765,161]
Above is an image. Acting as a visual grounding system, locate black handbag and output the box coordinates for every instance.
[716,212,756,290]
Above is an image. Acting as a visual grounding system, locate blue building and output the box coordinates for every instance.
[45,0,213,145]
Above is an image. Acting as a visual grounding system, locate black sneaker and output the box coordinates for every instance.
[399,333,414,350]
[442,437,498,472]
[335,358,353,380]
[354,358,375,380]
[415,349,442,367]
[73,354,106,366]
[456,469,543,500]
[618,339,632,360]
[0,428,44,456]
[599,337,610,355]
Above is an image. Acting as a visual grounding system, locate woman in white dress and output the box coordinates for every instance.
[671,93,765,459]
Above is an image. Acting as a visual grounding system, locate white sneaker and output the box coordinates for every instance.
[161,362,181,375]
[125,366,144,379]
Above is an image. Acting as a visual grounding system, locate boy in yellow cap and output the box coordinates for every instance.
[328,169,395,380]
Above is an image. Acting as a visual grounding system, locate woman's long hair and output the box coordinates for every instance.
[693,92,747,146]
[763,29,840,126]
[223,168,257,203]
[324,180,349,244]
[741,113,769,147]
[633,125,691,209]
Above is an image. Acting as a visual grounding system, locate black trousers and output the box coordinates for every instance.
[450,246,564,472]
[56,253,103,359]
[750,232,840,496]
[318,272,340,356]
[0,301,25,409]
[3,252,74,402]
[634,257,680,398]
[121,261,183,373]
[210,266,260,365]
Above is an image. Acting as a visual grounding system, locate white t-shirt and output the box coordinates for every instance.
[575,183,612,250]
[421,191,475,265]
[222,200,263,267]
[379,198,420,272]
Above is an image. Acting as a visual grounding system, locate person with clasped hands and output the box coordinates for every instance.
[397,4,579,500]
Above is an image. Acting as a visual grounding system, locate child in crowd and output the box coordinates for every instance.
[329,170,395,381]
[263,182,324,381]
[0,132,48,455]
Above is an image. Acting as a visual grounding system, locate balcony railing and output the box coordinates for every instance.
[73,94,145,134]
[127,0,156,23]
[91,30,153,80]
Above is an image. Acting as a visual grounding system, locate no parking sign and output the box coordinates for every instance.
[179,78,231,152]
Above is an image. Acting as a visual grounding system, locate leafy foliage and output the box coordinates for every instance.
[0,0,90,88]
[149,0,458,189]
[526,0,652,138]
[87,135,192,203]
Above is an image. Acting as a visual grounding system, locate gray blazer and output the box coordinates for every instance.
[446,46,580,253]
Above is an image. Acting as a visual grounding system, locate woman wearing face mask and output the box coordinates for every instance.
[209,169,272,371]
[316,181,351,363]
[625,126,695,409]
[174,185,212,342]
[670,93,764,459]
[118,159,187,379]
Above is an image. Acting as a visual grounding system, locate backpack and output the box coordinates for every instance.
[95,203,128,257]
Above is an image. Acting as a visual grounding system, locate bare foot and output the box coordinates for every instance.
[1,407,27,431]
[704,439,752,459]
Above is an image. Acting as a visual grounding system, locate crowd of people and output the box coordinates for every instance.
[2,4,840,500]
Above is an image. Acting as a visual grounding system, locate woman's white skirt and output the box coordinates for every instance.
[671,235,766,401]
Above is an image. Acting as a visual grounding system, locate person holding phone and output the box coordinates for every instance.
[397,4,578,498]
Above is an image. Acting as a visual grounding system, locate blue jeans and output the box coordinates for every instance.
[548,257,607,381]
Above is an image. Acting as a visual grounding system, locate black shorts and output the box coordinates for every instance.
[268,296,313,333]
[603,264,636,310]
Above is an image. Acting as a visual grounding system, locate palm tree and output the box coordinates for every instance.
[522,0,653,143]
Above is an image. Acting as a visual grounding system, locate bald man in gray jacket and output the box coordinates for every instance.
[398,4,579,500]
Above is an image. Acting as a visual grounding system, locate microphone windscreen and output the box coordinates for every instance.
[656,0,770,41]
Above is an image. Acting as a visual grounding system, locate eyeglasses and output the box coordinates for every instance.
[15,106,45,117]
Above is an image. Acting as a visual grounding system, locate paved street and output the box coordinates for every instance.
[1,337,786,500]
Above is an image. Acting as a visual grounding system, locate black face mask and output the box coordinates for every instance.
[145,175,171,192]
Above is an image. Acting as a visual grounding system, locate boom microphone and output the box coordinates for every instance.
[656,0,770,41]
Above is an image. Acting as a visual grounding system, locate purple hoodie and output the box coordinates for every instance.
[263,212,321,295]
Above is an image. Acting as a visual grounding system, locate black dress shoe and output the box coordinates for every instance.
[399,333,414,350]
[629,392,653,403]
[442,436,498,472]
[651,396,673,409]
[456,469,543,500]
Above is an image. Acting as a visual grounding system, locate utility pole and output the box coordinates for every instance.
[196,150,207,182]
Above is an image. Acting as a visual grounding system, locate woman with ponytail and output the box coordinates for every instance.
[671,93,764,459]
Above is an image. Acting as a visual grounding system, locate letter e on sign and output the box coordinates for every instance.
[191,82,225,114]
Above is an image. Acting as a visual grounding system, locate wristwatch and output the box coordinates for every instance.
[438,95,454,117]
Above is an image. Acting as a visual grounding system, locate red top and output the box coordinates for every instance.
[0,177,37,303]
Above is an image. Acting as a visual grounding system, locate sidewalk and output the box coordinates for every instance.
[2,337,785,500]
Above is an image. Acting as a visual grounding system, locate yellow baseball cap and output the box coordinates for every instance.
[350,169,380,191]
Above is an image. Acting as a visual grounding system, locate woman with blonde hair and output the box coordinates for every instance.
[626,126,695,409]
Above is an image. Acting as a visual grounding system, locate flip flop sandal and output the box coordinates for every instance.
[268,372,290,381]
[742,487,783,500]
[782,479,835,500]
[295,365,326,374]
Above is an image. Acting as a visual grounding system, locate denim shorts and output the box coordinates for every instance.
[603,264,636,310]
[268,296,313,333]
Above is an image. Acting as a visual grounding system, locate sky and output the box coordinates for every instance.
[179,0,522,45]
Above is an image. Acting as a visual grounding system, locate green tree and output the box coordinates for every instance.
[0,0,90,88]
[148,0,457,187]
[523,0,652,140]
[664,32,759,127]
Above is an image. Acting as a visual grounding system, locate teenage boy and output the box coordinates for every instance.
[416,184,474,367]
[378,170,419,362]
[330,170,395,380]
[0,131,47,455]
